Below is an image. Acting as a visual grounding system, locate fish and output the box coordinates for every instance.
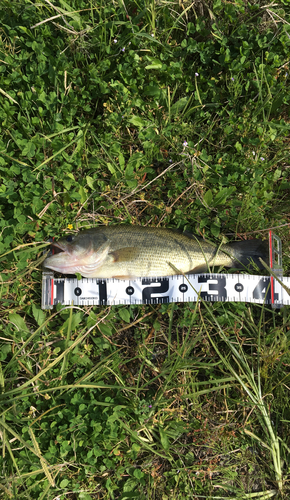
[43,225,269,279]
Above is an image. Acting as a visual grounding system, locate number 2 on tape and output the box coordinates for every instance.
[141,278,170,304]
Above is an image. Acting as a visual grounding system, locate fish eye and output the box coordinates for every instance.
[66,235,73,242]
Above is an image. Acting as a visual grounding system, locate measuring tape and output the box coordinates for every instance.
[42,231,289,309]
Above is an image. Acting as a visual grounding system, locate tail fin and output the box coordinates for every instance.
[229,239,269,270]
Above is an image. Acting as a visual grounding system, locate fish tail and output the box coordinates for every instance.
[228,239,269,270]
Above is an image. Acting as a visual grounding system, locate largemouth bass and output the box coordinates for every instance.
[43,225,269,279]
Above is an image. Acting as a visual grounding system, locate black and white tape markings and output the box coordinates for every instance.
[42,273,289,309]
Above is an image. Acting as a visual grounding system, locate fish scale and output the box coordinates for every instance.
[43,225,269,279]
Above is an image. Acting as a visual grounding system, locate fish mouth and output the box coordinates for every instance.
[44,242,100,275]
[50,241,68,254]
[43,242,72,273]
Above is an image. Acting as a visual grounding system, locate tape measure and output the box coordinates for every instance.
[42,231,289,309]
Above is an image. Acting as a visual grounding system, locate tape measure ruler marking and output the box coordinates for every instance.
[42,232,289,309]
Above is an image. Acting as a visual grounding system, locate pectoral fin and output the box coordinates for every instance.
[109,247,140,263]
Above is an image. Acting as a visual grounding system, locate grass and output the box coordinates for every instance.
[0,0,290,498]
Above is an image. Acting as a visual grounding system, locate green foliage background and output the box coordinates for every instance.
[0,0,290,498]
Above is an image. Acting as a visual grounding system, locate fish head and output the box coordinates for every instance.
[43,231,109,275]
